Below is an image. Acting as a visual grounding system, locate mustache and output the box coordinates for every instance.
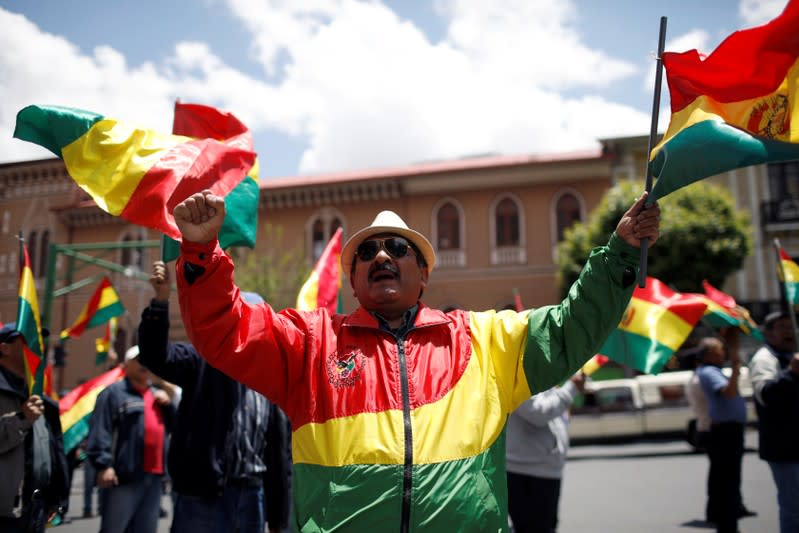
[369,263,399,277]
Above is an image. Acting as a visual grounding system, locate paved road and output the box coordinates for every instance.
[52,469,172,533]
[560,429,777,532]
[53,429,776,532]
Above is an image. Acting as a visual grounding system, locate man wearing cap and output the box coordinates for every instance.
[749,310,799,533]
[172,189,660,532]
[86,344,175,533]
[0,323,69,532]
[136,260,292,533]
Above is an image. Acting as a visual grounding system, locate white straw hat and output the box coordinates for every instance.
[341,211,436,276]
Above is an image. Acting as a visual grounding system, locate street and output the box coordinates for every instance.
[53,429,776,532]
[560,429,777,532]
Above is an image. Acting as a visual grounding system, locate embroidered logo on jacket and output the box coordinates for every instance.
[327,347,365,388]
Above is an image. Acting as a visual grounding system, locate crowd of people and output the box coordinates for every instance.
[1,188,797,532]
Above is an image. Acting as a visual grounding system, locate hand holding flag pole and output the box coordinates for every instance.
[773,238,799,352]
[638,16,667,288]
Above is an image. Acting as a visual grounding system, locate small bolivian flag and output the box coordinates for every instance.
[59,366,125,454]
[599,277,708,374]
[296,227,343,314]
[779,247,799,305]
[60,277,125,340]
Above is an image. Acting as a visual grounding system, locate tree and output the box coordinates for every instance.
[556,180,752,297]
[230,222,311,311]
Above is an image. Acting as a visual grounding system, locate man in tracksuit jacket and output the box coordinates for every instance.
[136,260,292,533]
[172,190,660,532]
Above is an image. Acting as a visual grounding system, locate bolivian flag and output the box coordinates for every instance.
[61,277,125,340]
[779,247,799,304]
[161,101,261,262]
[59,365,124,453]
[695,280,764,341]
[296,227,343,314]
[649,0,799,202]
[17,243,49,395]
[13,104,256,239]
[599,277,707,374]
[95,317,118,366]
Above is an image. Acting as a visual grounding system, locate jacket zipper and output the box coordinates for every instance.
[396,331,413,533]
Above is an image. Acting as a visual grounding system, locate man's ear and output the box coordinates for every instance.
[418,267,429,299]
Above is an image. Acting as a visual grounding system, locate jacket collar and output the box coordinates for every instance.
[344,302,451,329]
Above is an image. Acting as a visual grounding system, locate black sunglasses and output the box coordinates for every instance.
[356,237,413,262]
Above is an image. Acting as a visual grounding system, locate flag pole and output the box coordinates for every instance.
[773,238,799,351]
[638,16,667,288]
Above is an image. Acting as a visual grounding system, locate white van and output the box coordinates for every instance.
[568,368,754,446]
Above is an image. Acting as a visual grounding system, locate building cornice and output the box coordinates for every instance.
[0,158,74,200]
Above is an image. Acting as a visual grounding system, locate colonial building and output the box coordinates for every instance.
[0,149,613,391]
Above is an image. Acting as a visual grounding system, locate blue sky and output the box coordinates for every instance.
[0,0,788,178]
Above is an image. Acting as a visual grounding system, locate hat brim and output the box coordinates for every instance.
[0,331,22,344]
[341,225,436,276]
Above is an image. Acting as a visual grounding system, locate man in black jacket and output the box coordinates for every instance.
[137,260,291,533]
[0,323,69,533]
[749,311,799,533]
[88,345,175,533]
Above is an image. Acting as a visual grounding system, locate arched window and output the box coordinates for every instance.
[555,193,582,242]
[495,198,519,247]
[312,219,326,261]
[489,193,526,266]
[432,198,466,268]
[436,202,460,250]
[307,209,346,263]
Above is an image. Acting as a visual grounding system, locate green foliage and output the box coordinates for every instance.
[230,223,311,311]
[556,180,752,297]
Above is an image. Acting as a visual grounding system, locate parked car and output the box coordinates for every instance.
[568,368,755,449]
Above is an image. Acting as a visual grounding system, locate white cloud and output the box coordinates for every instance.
[0,9,176,161]
[1,1,651,175]
[222,0,646,173]
[738,0,787,26]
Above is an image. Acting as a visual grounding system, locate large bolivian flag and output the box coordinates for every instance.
[779,247,799,304]
[59,365,124,453]
[60,277,125,340]
[599,277,707,374]
[649,0,799,202]
[296,227,343,314]
[161,101,261,262]
[13,104,256,239]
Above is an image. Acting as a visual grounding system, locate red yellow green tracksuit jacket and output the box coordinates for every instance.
[176,233,639,532]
